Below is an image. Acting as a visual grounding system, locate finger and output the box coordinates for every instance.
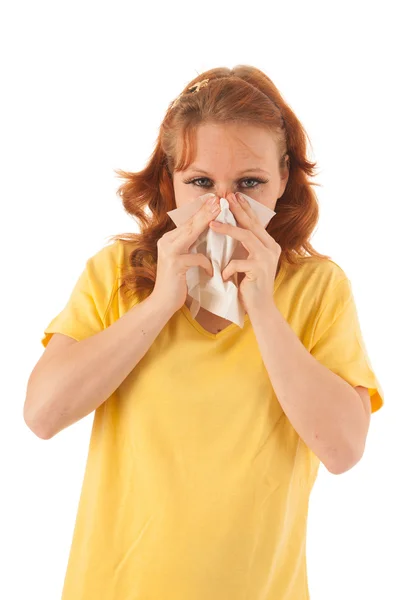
[178,252,213,277]
[228,192,259,225]
[173,195,221,251]
[234,193,277,251]
[222,259,255,281]
[209,222,265,256]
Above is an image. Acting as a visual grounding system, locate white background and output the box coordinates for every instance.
[1,1,398,598]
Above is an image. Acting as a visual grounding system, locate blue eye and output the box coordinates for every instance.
[183,177,268,189]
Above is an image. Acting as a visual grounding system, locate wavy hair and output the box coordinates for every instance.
[107,65,331,303]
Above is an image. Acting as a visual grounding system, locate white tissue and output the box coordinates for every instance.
[166,192,276,328]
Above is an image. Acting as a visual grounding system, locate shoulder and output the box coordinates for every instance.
[86,238,144,310]
[86,239,121,271]
[80,240,125,317]
[282,256,352,313]
[285,256,348,285]
[86,238,139,274]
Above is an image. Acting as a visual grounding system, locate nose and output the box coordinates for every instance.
[215,188,235,200]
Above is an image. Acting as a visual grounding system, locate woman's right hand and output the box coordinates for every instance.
[151,195,221,314]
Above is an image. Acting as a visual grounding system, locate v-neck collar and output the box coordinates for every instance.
[179,260,287,340]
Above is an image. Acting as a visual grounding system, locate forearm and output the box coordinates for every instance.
[248,303,369,474]
[26,294,173,439]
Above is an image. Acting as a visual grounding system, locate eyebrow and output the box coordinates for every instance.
[187,166,271,177]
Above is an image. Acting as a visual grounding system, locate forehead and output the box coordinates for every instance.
[184,122,278,169]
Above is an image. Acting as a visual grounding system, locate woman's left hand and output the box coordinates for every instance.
[209,192,281,314]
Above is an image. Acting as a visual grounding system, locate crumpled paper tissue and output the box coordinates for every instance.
[166,192,276,328]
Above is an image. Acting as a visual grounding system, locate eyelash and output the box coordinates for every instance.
[182,177,269,189]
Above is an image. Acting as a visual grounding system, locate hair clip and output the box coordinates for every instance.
[171,78,210,109]
[187,78,210,93]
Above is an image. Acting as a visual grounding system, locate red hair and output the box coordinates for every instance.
[107,65,330,303]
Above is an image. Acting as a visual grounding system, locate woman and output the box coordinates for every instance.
[24,65,384,599]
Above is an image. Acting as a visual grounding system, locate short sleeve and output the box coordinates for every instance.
[309,277,384,413]
[41,242,120,349]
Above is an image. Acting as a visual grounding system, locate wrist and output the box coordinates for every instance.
[247,299,279,323]
[146,292,178,320]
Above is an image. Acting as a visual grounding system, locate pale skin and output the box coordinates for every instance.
[172,121,371,475]
[173,121,289,332]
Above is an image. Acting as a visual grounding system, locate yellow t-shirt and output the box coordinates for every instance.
[41,240,384,600]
